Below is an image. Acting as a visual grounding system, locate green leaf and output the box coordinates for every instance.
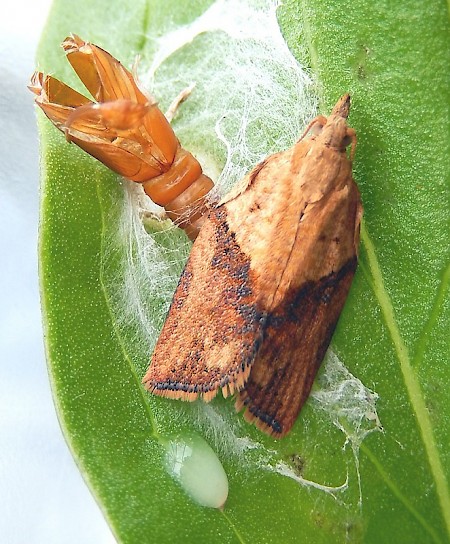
[36,1,449,543]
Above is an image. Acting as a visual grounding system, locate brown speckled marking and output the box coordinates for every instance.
[143,208,266,399]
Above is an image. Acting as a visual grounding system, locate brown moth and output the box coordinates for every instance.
[143,94,363,438]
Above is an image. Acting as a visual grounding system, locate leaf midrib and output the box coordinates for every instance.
[361,222,450,537]
[412,261,450,370]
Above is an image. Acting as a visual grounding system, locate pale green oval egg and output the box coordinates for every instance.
[164,435,229,509]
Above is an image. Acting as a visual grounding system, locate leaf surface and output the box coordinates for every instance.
[37,0,450,542]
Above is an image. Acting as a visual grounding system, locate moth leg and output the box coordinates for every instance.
[165,83,196,123]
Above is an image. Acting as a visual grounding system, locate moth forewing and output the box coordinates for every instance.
[235,166,362,437]
[143,94,362,438]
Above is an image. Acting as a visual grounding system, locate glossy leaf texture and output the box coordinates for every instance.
[36,0,449,543]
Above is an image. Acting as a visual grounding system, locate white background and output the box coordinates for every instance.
[0,2,115,542]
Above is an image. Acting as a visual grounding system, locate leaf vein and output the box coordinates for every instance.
[96,179,160,441]
[412,260,450,369]
[361,222,450,537]
[361,444,443,544]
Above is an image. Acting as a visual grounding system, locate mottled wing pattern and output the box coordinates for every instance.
[143,207,266,401]
[144,148,304,403]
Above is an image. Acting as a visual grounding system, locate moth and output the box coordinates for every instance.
[143,94,363,437]
[29,35,213,240]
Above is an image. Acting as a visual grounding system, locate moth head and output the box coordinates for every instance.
[319,94,356,159]
[317,117,349,151]
[331,93,351,119]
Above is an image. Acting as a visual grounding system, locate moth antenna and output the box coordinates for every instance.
[347,128,357,162]
[298,115,327,142]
